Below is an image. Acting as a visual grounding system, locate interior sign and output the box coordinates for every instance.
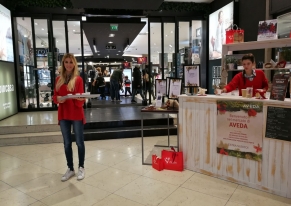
[110,24,118,31]
[105,45,116,50]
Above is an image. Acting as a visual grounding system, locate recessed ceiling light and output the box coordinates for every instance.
[63,7,66,9]
[154,43,156,45]
[109,34,115,37]
[35,23,38,25]
[41,28,44,30]
[57,41,58,42]
[169,44,172,47]
[117,54,119,55]
[82,16,86,21]
[171,31,173,33]
[98,54,100,55]
[118,51,121,52]
[73,30,75,32]
[108,41,113,44]
[166,34,168,37]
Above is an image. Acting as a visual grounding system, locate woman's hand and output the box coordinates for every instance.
[57,96,66,103]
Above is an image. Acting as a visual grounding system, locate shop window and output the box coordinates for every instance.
[178,22,190,78]
[68,21,81,56]
[150,22,161,78]
[191,21,202,65]
[163,23,175,78]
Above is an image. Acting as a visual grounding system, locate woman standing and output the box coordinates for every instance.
[53,53,86,181]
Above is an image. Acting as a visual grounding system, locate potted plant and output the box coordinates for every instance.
[225,57,237,70]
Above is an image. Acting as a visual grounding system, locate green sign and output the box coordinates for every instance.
[110,24,118,31]
[0,61,18,120]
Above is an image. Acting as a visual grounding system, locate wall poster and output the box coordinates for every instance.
[155,79,167,97]
[217,100,263,161]
[168,78,182,99]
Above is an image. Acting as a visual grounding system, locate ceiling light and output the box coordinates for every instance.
[169,44,172,47]
[171,31,173,33]
[109,34,115,37]
[98,54,100,55]
[82,16,86,21]
[63,7,66,9]
[24,35,27,37]
[57,41,58,42]
[42,28,44,30]
[108,41,113,44]
[166,35,168,37]
[118,51,121,52]
[117,54,119,55]
[35,23,38,25]
[93,45,97,53]
[154,43,156,45]
[73,30,75,32]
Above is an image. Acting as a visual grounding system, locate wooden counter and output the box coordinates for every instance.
[178,94,291,198]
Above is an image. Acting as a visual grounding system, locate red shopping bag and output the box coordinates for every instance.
[226,24,244,44]
[152,155,163,171]
[161,147,184,171]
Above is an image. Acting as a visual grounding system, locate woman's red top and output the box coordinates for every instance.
[224,69,269,96]
[53,76,86,124]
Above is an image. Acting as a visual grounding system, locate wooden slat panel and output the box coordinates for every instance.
[212,103,218,175]
[203,103,212,173]
[262,138,270,188]
[193,101,200,170]
[274,140,282,192]
[184,102,192,170]
[249,160,256,184]
[243,159,250,182]
[199,103,205,170]
[178,99,183,152]
[267,139,276,189]
[280,141,289,197]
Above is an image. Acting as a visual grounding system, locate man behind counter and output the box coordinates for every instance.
[220,53,269,96]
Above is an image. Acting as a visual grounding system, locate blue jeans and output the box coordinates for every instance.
[110,79,120,100]
[60,120,85,170]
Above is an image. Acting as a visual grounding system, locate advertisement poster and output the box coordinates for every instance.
[217,100,263,161]
[184,65,200,86]
[0,4,14,62]
[257,19,277,41]
[0,61,18,120]
[155,79,167,96]
[168,78,182,99]
[270,73,290,101]
[209,2,233,60]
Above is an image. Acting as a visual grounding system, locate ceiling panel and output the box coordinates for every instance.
[83,22,145,59]
[71,0,163,10]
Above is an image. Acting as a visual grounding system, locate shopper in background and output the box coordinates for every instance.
[110,67,124,102]
[143,69,155,100]
[94,72,106,99]
[53,53,86,182]
[124,75,132,97]
[131,66,144,103]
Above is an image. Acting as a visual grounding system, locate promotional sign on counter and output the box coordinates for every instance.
[270,73,290,101]
[155,79,167,96]
[184,65,200,86]
[217,100,263,161]
[168,78,182,99]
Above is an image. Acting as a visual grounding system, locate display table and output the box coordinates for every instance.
[179,94,291,198]
[141,107,179,165]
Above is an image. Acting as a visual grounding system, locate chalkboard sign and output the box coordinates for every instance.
[270,74,290,101]
[265,106,291,141]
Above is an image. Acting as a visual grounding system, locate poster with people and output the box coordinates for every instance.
[155,79,167,96]
[257,19,278,41]
[184,65,200,86]
[168,78,182,99]
[0,4,14,62]
[209,2,233,60]
[216,100,263,161]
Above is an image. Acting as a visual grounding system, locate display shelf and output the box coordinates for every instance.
[222,38,291,54]
[227,68,291,72]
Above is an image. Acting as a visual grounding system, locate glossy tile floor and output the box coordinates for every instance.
[1,136,291,206]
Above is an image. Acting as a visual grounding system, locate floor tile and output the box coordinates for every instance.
[16,173,75,200]
[229,185,291,206]
[86,150,132,166]
[56,160,108,178]
[83,167,140,193]
[87,139,124,150]
[182,173,238,200]
[0,151,13,160]
[15,148,63,163]
[34,154,76,171]
[115,176,178,206]
[93,194,145,206]
[29,201,47,206]
[109,143,142,156]
[0,156,29,174]
[40,182,110,206]
[0,181,11,192]
[158,187,227,206]
[0,145,44,156]
[0,188,37,206]
[144,169,195,186]
[112,156,151,175]
[225,201,246,206]
[0,163,54,187]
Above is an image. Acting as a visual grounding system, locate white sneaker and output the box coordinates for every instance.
[77,167,85,180]
[61,168,75,182]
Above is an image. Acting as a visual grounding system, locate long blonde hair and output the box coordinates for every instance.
[56,53,79,92]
